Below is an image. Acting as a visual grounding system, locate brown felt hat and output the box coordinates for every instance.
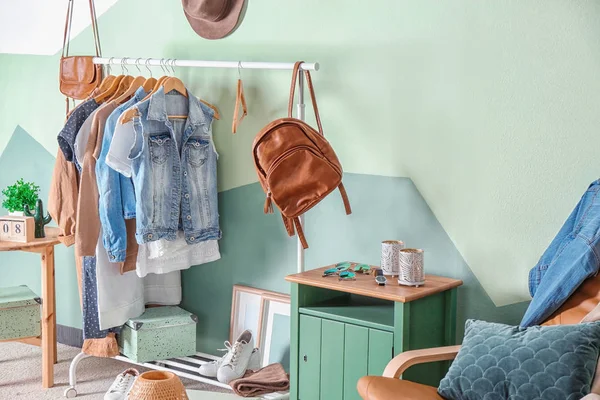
[182,0,245,40]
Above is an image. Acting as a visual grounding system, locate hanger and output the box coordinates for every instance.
[232,62,247,133]
[119,59,220,123]
[94,57,127,103]
[142,58,157,92]
[112,60,147,105]
[98,75,116,92]
[201,100,220,120]
[119,59,170,124]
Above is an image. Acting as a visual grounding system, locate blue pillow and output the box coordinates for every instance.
[437,319,600,400]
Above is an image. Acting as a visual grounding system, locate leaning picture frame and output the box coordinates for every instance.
[259,294,291,368]
[230,285,290,368]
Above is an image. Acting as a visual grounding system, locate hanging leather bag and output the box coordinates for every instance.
[59,0,103,106]
[252,61,351,249]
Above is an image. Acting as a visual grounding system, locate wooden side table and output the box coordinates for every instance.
[0,226,60,388]
[286,265,463,400]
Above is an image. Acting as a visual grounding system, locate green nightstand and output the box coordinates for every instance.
[285,264,462,400]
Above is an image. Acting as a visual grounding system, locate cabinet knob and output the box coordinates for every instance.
[303,355,307,362]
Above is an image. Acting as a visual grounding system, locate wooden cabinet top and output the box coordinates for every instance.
[285,264,462,303]
[0,227,60,252]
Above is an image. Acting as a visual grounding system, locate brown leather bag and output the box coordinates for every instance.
[59,0,103,106]
[252,61,351,249]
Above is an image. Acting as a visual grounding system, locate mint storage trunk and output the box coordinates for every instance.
[0,285,41,341]
[118,306,198,363]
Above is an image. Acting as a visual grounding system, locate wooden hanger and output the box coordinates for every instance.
[106,76,134,102]
[142,77,157,92]
[119,75,167,124]
[98,75,116,92]
[112,76,146,105]
[94,75,124,103]
[232,79,247,133]
[201,100,220,120]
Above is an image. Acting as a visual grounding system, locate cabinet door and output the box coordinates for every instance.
[299,315,322,400]
[368,329,394,375]
[320,320,345,400]
[343,324,369,400]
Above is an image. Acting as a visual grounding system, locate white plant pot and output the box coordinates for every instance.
[9,211,24,217]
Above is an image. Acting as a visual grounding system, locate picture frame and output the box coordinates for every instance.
[230,285,290,368]
[259,295,291,368]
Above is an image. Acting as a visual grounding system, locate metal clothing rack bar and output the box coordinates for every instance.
[65,57,317,398]
[92,57,319,71]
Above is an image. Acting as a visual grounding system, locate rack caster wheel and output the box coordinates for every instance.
[64,387,77,398]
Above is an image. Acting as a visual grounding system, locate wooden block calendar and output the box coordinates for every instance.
[0,216,34,243]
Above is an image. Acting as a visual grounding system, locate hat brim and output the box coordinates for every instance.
[184,0,245,40]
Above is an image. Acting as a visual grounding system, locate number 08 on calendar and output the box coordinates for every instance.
[0,216,34,243]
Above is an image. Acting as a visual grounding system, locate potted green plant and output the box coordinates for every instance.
[1,179,40,216]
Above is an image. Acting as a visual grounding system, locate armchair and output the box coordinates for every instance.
[357,346,460,400]
[358,271,600,400]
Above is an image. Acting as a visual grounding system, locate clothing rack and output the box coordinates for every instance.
[64,57,318,399]
[92,57,319,72]
[92,56,316,275]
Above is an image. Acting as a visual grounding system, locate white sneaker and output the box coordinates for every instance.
[200,343,261,378]
[199,344,229,377]
[216,330,258,384]
[104,368,139,400]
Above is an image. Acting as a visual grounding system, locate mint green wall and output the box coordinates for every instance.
[0,0,596,348]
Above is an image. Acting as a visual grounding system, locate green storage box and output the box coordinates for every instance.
[118,306,198,363]
[0,285,41,341]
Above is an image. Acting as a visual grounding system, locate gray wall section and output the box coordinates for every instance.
[0,127,530,353]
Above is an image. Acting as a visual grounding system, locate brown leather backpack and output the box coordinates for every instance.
[252,62,351,249]
[59,0,103,111]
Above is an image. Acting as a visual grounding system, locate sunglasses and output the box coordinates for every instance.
[353,264,371,274]
[322,263,352,277]
[338,271,356,281]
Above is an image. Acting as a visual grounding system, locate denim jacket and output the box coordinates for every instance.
[129,87,221,244]
[521,180,600,327]
[96,88,147,262]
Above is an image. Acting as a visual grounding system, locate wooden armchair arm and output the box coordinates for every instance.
[382,345,461,379]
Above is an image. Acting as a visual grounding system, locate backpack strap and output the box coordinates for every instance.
[282,215,295,237]
[338,183,352,215]
[288,61,323,136]
[281,215,309,249]
[293,217,309,250]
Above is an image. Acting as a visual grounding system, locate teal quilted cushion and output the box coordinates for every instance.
[438,320,600,400]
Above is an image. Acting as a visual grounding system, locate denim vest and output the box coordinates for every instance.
[96,88,147,262]
[129,87,221,245]
[521,180,600,327]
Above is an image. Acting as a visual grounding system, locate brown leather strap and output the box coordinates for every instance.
[282,215,295,237]
[293,217,309,249]
[62,0,101,58]
[338,183,352,215]
[287,61,323,135]
[232,79,247,134]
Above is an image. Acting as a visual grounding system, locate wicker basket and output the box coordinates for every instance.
[397,248,425,287]
[380,240,405,276]
[128,371,188,400]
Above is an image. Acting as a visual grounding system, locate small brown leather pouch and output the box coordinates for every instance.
[59,0,103,102]
[60,56,102,100]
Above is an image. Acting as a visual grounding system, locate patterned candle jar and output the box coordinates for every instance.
[380,240,405,276]
[398,248,425,287]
